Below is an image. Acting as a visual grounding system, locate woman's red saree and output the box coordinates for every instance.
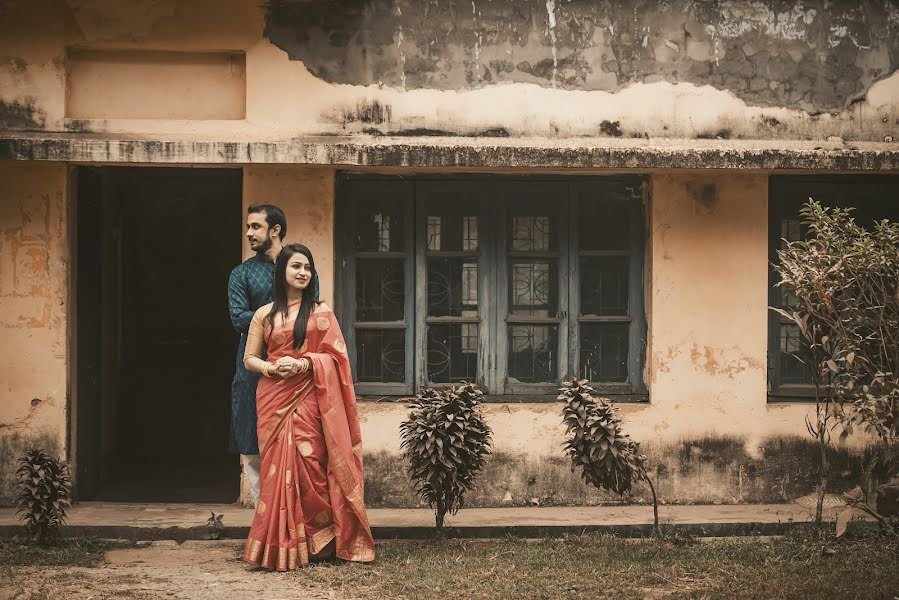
[242,304,375,570]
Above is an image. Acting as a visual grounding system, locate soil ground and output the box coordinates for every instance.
[0,540,337,600]
[1,529,898,600]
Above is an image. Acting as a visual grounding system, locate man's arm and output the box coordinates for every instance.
[228,266,253,334]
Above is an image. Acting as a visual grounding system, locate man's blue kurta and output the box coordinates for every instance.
[228,254,274,455]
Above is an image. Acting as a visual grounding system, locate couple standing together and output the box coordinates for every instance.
[227,204,375,571]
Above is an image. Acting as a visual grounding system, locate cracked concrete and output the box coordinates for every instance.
[265,0,899,111]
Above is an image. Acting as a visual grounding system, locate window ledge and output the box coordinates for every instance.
[357,393,649,404]
[767,394,817,404]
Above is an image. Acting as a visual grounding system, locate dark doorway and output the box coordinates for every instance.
[74,167,242,502]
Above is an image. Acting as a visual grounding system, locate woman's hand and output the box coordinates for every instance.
[273,356,298,378]
[261,361,282,379]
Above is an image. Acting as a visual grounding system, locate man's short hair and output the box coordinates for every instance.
[247,204,287,240]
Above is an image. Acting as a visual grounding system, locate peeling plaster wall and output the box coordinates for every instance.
[265,0,899,110]
[355,171,846,456]
[0,161,68,504]
[0,0,898,142]
[0,0,896,504]
[350,170,878,506]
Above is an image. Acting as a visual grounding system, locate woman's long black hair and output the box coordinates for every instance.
[266,243,320,350]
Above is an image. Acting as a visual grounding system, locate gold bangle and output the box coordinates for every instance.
[262,362,270,378]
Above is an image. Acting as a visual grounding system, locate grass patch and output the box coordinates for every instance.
[284,526,899,599]
[0,536,139,567]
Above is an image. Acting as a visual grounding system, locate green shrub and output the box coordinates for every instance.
[15,449,72,545]
[400,383,493,530]
[560,379,659,535]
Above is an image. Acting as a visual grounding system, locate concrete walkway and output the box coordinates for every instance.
[0,501,843,541]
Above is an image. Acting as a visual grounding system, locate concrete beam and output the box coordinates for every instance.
[1,133,898,171]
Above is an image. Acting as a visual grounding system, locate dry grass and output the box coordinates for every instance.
[2,527,897,599]
[281,527,899,599]
[0,536,138,567]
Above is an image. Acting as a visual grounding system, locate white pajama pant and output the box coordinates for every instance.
[240,454,261,506]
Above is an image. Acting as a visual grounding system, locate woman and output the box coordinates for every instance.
[242,243,375,570]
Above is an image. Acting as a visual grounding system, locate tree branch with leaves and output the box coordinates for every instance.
[773,199,898,531]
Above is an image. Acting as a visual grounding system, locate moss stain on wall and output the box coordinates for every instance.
[363,435,890,509]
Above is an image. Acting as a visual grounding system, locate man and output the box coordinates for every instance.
[228,204,286,506]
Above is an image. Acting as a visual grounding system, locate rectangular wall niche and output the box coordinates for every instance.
[66,50,246,120]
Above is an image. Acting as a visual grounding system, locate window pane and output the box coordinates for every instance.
[426,213,479,251]
[356,259,404,321]
[580,323,628,382]
[509,260,558,317]
[510,214,557,251]
[356,329,406,382]
[781,218,802,245]
[579,199,630,250]
[779,323,811,385]
[427,323,478,383]
[508,325,558,383]
[580,257,629,316]
[781,288,801,309]
[354,199,405,252]
[427,258,478,317]
[463,216,478,251]
[427,216,442,250]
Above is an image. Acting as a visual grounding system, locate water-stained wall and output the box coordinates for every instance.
[0,161,68,504]
[0,160,885,506]
[339,169,881,508]
[266,0,898,109]
[0,0,897,141]
[0,0,895,505]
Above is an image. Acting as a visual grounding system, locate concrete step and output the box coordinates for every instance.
[0,502,847,541]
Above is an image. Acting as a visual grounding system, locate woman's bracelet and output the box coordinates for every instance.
[261,362,271,378]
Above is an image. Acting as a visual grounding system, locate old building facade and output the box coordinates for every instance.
[1,0,898,506]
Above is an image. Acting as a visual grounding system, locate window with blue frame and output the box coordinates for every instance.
[336,175,648,400]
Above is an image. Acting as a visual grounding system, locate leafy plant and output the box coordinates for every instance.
[15,449,72,545]
[400,382,493,530]
[560,380,660,536]
[773,200,899,527]
[205,511,225,540]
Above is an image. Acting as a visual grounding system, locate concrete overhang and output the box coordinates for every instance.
[1,132,898,171]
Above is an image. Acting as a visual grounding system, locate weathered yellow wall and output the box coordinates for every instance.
[0,0,890,504]
[66,50,246,120]
[0,163,872,506]
[234,167,861,459]
[353,170,868,507]
[1,1,897,141]
[0,161,69,502]
[353,171,842,459]
[242,166,336,307]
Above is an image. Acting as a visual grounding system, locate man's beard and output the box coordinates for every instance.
[255,237,273,255]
